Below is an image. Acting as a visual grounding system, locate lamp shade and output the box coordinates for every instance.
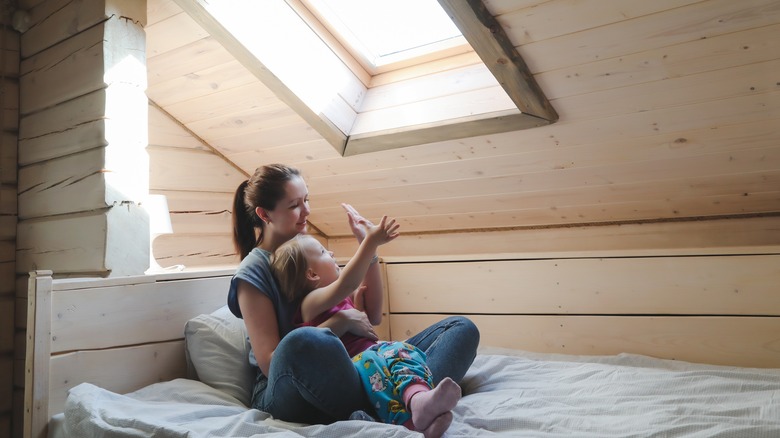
[145,194,173,235]
[145,194,173,274]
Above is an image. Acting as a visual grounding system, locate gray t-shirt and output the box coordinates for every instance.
[227,247,296,369]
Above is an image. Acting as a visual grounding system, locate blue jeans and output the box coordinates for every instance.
[404,316,480,386]
[252,316,479,423]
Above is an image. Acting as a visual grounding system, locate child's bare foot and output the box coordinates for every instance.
[410,377,461,431]
[422,411,453,438]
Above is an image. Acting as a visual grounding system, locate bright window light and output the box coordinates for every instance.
[303,0,464,70]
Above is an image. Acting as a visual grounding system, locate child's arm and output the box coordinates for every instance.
[300,215,399,322]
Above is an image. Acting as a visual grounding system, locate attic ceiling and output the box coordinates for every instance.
[146,0,780,240]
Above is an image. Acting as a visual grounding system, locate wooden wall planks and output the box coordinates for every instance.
[387,255,780,315]
[390,313,780,368]
[16,0,150,278]
[21,24,110,115]
[518,0,780,74]
[492,0,702,45]
[18,90,109,165]
[328,216,780,260]
[147,103,245,268]
[384,251,780,369]
[1,12,20,438]
[144,0,780,239]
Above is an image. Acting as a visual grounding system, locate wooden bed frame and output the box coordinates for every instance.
[23,269,235,438]
[23,250,780,437]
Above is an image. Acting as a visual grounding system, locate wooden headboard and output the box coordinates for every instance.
[384,252,780,368]
[23,269,234,438]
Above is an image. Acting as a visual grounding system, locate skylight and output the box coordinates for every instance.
[177,0,557,156]
[302,0,466,72]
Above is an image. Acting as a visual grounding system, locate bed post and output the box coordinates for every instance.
[24,270,53,438]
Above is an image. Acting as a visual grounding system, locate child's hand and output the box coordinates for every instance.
[365,215,400,246]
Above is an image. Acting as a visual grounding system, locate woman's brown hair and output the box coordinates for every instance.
[232,164,301,259]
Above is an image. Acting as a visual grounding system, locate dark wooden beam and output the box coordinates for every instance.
[438,0,558,122]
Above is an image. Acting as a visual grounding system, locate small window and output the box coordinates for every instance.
[302,0,468,74]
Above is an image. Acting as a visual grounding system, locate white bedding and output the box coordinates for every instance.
[60,348,780,437]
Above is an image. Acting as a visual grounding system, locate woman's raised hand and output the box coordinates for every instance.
[341,203,373,243]
[342,203,400,246]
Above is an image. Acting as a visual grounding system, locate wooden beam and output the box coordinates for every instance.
[438,0,558,122]
[345,110,547,156]
[24,271,52,438]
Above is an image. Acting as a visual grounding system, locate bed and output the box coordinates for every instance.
[24,268,780,437]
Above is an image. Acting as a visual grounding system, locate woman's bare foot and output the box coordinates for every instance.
[409,377,461,431]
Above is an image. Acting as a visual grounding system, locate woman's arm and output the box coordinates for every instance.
[341,203,386,325]
[354,264,383,325]
[319,307,378,340]
[236,280,280,377]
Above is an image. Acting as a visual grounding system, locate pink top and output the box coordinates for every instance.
[294,296,377,357]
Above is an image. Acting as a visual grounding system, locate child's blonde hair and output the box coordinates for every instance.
[271,235,314,303]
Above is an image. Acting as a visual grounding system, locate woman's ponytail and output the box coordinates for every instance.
[232,180,261,260]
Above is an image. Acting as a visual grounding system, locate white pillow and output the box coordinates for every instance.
[184,306,255,406]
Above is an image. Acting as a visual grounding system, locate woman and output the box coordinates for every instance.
[229,163,480,424]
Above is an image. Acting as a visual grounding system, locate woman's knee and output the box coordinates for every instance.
[275,326,344,358]
[445,316,480,346]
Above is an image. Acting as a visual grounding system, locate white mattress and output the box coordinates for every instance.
[58,348,780,437]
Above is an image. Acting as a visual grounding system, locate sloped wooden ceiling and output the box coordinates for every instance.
[147,0,780,243]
